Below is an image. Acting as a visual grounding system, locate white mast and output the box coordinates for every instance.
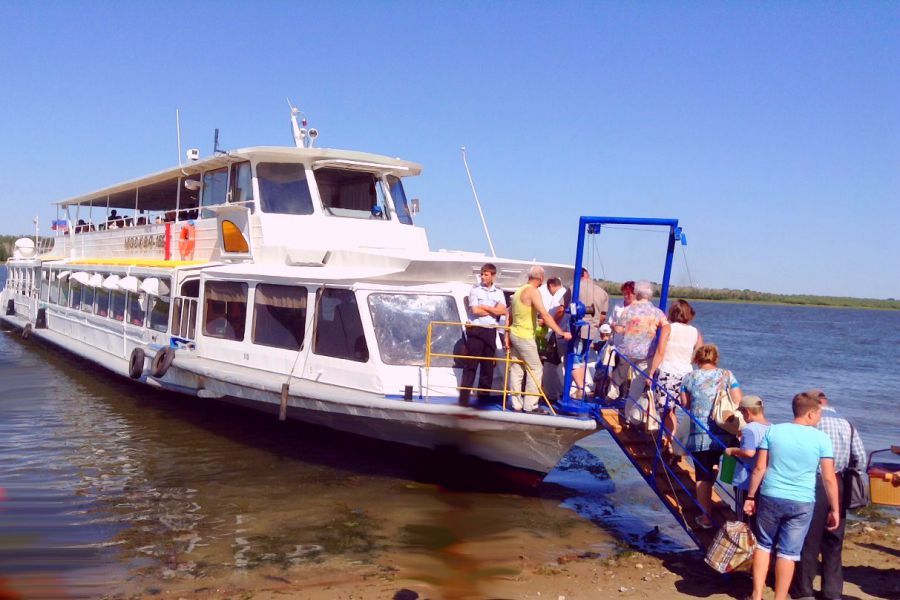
[461,147,496,257]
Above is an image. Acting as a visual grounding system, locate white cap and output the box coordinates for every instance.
[599,324,612,334]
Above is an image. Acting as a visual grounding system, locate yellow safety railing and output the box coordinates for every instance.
[424,321,556,415]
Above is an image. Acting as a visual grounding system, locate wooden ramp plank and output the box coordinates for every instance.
[597,406,737,550]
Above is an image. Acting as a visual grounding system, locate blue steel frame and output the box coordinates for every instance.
[561,216,684,404]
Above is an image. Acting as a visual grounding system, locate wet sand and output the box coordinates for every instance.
[102,515,898,600]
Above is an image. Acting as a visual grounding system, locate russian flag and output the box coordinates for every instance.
[51,219,69,232]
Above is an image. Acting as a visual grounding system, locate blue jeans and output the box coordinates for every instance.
[755,494,815,561]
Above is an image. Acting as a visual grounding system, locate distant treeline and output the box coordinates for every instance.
[598,281,899,311]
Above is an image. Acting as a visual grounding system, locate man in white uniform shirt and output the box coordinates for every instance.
[459,263,507,406]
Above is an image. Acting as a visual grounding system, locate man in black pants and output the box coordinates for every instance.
[791,389,867,600]
[459,264,507,406]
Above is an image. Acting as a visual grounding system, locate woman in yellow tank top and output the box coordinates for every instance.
[507,267,572,412]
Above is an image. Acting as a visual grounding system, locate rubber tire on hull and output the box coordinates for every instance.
[21,323,32,340]
[150,347,175,378]
[128,348,146,379]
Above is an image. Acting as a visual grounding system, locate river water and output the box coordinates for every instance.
[1,265,898,598]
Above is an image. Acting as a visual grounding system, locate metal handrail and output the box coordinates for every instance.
[424,321,556,414]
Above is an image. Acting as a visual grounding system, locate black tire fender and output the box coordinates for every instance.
[128,347,146,379]
[150,346,175,379]
[21,323,32,340]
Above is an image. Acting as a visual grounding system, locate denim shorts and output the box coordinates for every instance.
[572,337,589,366]
[755,494,815,561]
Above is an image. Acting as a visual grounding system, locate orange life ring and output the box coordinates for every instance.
[178,223,196,259]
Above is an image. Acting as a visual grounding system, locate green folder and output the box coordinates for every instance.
[719,454,737,485]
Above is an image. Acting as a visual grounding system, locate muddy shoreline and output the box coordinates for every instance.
[102,515,898,600]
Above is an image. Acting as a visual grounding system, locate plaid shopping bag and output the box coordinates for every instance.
[704,521,756,573]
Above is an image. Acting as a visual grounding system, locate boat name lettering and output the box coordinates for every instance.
[124,234,165,250]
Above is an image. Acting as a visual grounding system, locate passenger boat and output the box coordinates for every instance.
[1,111,596,486]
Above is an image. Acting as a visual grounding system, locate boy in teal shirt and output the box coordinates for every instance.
[743,392,840,600]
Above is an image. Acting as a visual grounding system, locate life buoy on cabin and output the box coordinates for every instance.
[178,223,196,260]
[128,348,146,379]
[150,346,175,378]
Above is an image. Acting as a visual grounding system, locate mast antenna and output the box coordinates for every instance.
[461,147,497,257]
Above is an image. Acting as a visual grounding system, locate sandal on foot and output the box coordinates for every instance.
[694,516,715,530]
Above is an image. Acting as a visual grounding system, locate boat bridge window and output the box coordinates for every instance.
[387,176,413,225]
[69,282,83,309]
[252,284,308,351]
[201,167,229,218]
[367,294,463,366]
[229,162,255,212]
[203,281,247,341]
[48,272,59,304]
[257,162,314,215]
[315,168,389,220]
[41,270,50,302]
[314,288,368,362]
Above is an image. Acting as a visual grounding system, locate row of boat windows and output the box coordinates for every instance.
[8,267,463,366]
[62,163,414,228]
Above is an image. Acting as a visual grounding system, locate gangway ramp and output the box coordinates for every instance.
[596,407,736,550]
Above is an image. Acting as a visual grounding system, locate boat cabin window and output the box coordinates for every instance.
[181,279,200,298]
[147,280,171,333]
[111,290,126,321]
[96,286,110,317]
[387,176,413,225]
[315,168,389,220]
[127,292,146,326]
[229,162,255,212]
[203,281,247,341]
[314,288,368,362]
[201,167,229,218]
[49,272,59,304]
[367,294,463,366]
[69,281,83,309]
[252,284,308,351]
[81,283,94,313]
[257,163,314,215]
[41,270,50,302]
[59,279,70,307]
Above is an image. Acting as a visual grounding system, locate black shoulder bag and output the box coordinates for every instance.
[843,423,870,510]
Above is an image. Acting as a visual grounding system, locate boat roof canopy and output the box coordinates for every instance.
[55,147,423,209]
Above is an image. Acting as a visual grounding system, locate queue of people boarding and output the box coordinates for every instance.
[459,263,867,600]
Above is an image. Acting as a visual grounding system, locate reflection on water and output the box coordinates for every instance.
[0,328,636,598]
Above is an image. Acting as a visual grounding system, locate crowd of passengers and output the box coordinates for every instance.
[461,263,868,600]
[72,208,200,233]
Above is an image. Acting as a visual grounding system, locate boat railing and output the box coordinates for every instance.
[424,321,556,415]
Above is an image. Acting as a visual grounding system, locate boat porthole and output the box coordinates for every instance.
[128,348,146,379]
[150,347,175,379]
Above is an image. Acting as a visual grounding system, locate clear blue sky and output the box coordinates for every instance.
[1,2,897,298]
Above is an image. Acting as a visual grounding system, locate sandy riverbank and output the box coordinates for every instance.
[112,517,898,600]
